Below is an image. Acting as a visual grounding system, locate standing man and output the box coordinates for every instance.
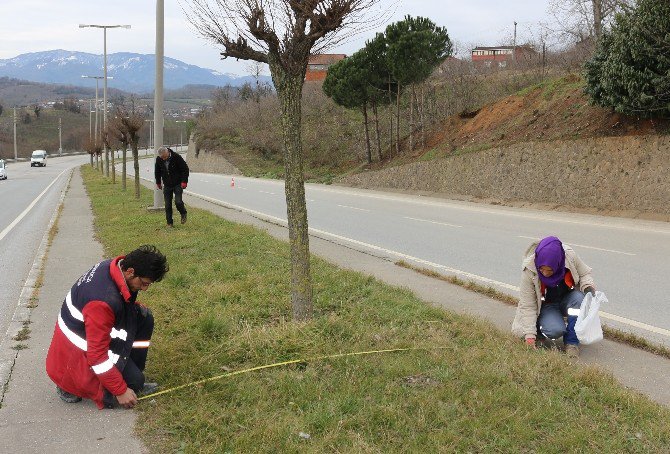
[155,146,189,227]
[46,245,169,409]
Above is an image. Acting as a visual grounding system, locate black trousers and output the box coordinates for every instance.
[163,185,187,224]
[103,308,154,407]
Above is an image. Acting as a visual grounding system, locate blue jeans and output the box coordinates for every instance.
[537,289,584,345]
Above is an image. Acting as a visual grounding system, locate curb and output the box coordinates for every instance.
[0,169,73,404]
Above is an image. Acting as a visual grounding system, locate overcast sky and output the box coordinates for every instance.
[1,0,551,76]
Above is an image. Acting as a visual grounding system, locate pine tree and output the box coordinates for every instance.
[584,0,670,118]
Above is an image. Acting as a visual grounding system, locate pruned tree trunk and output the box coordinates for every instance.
[132,142,140,199]
[396,83,401,155]
[111,148,116,184]
[409,84,415,151]
[362,102,372,164]
[420,84,426,149]
[122,147,127,191]
[90,153,94,168]
[273,68,312,321]
[372,100,382,162]
[105,148,109,177]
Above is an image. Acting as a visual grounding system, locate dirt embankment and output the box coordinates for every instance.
[340,134,670,221]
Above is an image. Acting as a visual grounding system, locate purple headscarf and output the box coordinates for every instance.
[534,236,566,287]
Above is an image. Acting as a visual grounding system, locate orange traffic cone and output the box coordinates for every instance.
[231,178,235,188]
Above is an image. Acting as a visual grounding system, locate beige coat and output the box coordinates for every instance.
[511,241,595,338]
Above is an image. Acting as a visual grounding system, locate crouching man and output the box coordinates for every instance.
[46,245,168,409]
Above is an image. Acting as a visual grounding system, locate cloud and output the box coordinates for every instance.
[1,0,551,76]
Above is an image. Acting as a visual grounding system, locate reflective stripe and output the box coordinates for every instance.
[132,341,150,348]
[111,327,128,341]
[108,350,120,364]
[92,358,114,374]
[65,291,84,322]
[57,314,87,351]
[567,308,581,316]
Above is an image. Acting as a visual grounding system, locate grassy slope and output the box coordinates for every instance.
[82,166,670,453]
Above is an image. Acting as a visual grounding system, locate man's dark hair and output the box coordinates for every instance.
[121,245,169,282]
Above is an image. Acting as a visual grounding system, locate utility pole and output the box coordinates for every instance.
[79,24,130,177]
[89,98,93,141]
[150,0,166,210]
[513,21,517,64]
[58,117,62,155]
[13,107,17,160]
[176,120,186,151]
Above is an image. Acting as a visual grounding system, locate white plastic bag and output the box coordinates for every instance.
[575,291,606,345]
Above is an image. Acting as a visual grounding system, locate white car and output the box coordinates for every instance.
[31,150,48,167]
[0,160,6,180]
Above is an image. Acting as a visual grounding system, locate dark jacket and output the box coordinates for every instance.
[155,149,189,188]
[46,257,146,409]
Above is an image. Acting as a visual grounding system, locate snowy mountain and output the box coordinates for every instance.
[0,50,269,93]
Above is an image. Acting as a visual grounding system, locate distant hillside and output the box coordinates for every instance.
[0,50,271,93]
[0,77,129,107]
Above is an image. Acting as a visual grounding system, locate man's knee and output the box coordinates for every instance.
[538,321,566,340]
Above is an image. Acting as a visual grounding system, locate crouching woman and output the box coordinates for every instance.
[512,236,596,358]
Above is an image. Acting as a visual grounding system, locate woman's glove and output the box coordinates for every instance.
[525,336,537,349]
[584,286,596,296]
[181,182,187,189]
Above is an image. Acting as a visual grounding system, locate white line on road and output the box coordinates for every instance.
[0,169,67,243]
[404,216,462,228]
[151,182,670,340]
[307,186,670,235]
[337,204,370,212]
[259,190,276,195]
[518,236,635,256]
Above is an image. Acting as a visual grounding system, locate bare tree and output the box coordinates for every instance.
[115,108,145,199]
[109,114,131,191]
[546,0,634,43]
[186,0,385,320]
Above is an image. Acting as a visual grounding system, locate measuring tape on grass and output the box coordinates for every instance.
[138,346,451,401]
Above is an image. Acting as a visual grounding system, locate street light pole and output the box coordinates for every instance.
[176,120,186,152]
[58,117,62,156]
[79,24,130,178]
[13,107,17,160]
[151,0,166,210]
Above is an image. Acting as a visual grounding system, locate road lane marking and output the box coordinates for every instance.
[259,190,276,195]
[139,180,670,340]
[518,236,635,256]
[403,216,462,228]
[0,169,68,243]
[306,186,670,235]
[337,204,370,212]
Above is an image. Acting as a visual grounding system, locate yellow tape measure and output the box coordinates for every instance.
[138,346,450,401]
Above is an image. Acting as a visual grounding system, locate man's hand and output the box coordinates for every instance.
[116,388,138,409]
[156,183,162,190]
[181,182,187,189]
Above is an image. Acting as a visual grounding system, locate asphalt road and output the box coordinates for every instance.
[134,159,670,345]
[0,155,89,341]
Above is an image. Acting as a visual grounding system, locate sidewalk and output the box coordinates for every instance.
[0,169,144,453]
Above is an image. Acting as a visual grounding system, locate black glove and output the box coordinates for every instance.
[584,286,596,296]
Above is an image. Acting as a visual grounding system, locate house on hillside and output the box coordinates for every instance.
[306,54,346,82]
[471,45,537,68]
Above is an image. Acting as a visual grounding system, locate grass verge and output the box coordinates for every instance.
[395,260,670,361]
[81,165,670,453]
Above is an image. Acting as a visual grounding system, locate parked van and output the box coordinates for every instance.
[31,150,48,167]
